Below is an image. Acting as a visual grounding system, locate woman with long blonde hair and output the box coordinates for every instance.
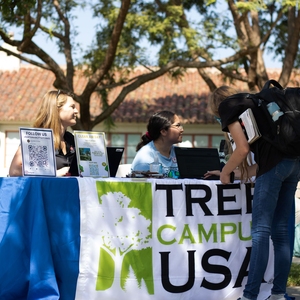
[9,90,79,177]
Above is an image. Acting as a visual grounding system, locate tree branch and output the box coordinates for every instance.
[0,46,51,70]
[19,0,43,51]
[260,9,284,46]
[81,0,131,99]
[53,0,74,90]
[91,48,255,125]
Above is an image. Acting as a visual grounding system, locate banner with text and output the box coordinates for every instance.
[75,178,273,300]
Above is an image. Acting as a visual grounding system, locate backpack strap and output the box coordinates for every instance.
[262,79,283,90]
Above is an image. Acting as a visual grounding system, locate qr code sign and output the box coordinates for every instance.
[89,163,99,176]
[28,145,49,168]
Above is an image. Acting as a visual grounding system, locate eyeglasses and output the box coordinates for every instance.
[171,123,183,130]
[214,116,222,125]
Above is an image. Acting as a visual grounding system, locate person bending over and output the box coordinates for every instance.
[210,85,300,300]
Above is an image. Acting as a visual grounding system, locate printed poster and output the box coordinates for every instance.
[74,131,109,177]
[20,127,56,177]
[75,178,274,300]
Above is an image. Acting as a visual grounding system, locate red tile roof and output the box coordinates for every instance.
[0,65,284,124]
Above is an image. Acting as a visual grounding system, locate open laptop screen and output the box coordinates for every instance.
[174,147,221,180]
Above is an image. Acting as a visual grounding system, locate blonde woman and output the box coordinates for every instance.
[9,90,79,177]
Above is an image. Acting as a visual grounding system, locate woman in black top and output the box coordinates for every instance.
[9,90,79,176]
[210,86,300,300]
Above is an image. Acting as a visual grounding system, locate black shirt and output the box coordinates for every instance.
[218,93,283,177]
[55,131,79,176]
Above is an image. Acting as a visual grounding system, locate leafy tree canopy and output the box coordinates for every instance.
[0,0,299,129]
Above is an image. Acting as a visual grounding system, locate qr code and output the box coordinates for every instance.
[89,163,99,176]
[28,145,49,168]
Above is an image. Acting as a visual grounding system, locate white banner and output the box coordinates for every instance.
[75,178,273,300]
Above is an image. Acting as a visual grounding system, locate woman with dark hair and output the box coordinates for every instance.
[131,110,184,176]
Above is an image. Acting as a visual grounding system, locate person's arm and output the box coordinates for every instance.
[204,163,257,180]
[9,146,23,176]
[220,121,250,184]
[233,163,257,179]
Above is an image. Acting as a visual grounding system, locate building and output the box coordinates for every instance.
[0,46,284,176]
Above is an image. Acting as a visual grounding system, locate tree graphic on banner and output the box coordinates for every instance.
[96,191,152,293]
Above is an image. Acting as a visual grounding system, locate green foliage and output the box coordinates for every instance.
[263,4,300,69]
[0,0,36,26]
[287,262,300,286]
[236,0,267,11]
[1,0,299,129]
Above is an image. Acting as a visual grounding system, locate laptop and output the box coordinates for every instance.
[106,146,125,177]
[174,147,221,180]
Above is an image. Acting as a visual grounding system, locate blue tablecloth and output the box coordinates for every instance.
[0,177,80,300]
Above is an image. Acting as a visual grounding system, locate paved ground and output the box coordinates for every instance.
[286,257,300,300]
[286,286,300,300]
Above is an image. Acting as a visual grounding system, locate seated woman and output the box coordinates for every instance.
[9,90,79,177]
[131,110,184,177]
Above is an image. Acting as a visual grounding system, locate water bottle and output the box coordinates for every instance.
[267,102,284,121]
[150,151,162,173]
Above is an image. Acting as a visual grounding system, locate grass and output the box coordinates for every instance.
[287,262,300,287]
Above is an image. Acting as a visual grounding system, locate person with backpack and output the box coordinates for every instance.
[209,85,300,300]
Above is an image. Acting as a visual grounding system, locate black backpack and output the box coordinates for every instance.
[246,79,300,156]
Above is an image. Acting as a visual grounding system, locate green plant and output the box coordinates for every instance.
[287,263,300,287]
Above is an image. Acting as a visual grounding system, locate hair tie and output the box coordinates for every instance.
[145,131,152,140]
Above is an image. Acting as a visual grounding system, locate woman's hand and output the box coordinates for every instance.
[56,166,71,177]
[220,121,249,184]
[220,170,232,184]
[203,170,220,179]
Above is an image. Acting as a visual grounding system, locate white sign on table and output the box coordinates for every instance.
[20,127,57,177]
[74,131,109,177]
[75,178,274,300]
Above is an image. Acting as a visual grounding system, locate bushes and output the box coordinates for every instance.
[287,263,300,286]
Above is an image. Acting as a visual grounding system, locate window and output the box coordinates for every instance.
[212,135,224,149]
[127,134,140,163]
[109,133,224,163]
[110,133,141,164]
[194,135,209,147]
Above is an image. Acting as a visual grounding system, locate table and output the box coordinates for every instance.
[0,177,274,300]
[0,177,80,300]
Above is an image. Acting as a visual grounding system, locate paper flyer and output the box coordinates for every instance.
[74,131,109,177]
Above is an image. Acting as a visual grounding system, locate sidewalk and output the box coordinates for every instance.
[286,286,300,300]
